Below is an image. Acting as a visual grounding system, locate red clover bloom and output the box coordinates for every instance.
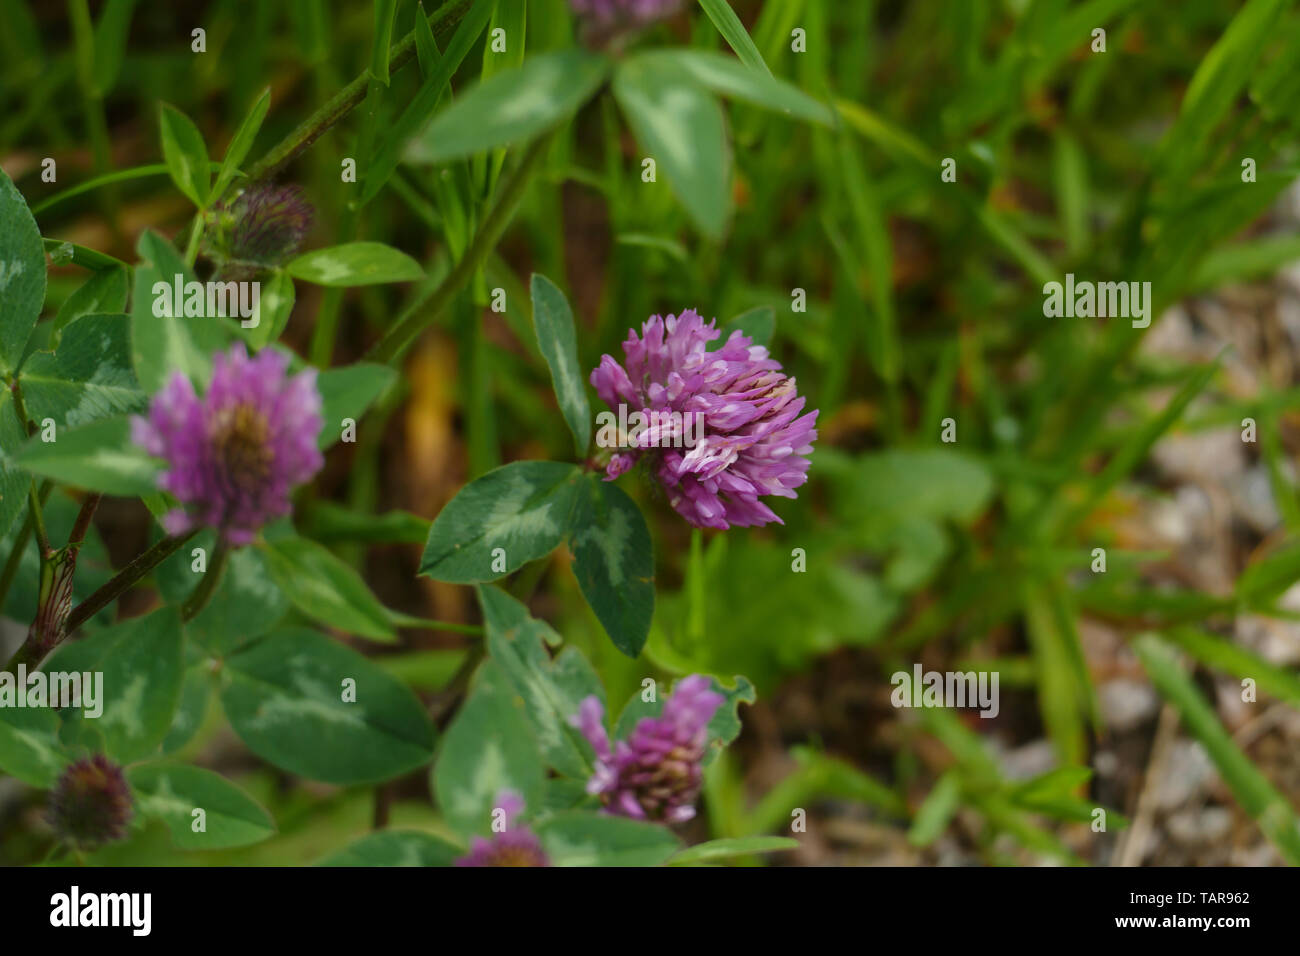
[590,310,818,529]
[47,755,134,851]
[455,791,549,867]
[572,674,724,823]
[131,343,324,545]
[203,183,313,279]
[570,0,681,46]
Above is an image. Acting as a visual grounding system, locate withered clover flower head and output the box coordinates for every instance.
[47,755,134,851]
[131,343,324,546]
[590,309,819,530]
[572,675,724,823]
[455,791,550,867]
[203,183,312,277]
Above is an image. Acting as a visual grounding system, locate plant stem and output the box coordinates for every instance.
[5,529,198,674]
[428,644,485,728]
[32,164,173,215]
[181,538,230,622]
[245,0,474,184]
[392,616,484,637]
[11,379,32,434]
[309,49,391,370]
[0,519,32,610]
[508,558,549,605]
[68,493,102,550]
[15,553,73,672]
[27,483,51,558]
[367,131,553,365]
[0,482,52,611]
[308,204,361,368]
[372,784,392,830]
[1,489,101,676]
[39,841,68,865]
[67,0,119,237]
[4,638,42,675]
[183,213,205,267]
[61,531,198,636]
[687,528,705,645]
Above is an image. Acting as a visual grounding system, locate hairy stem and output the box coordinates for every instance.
[61,530,198,636]
[5,529,195,673]
[1,488,101,674]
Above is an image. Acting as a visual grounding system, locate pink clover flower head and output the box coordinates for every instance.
[131,343,323,545]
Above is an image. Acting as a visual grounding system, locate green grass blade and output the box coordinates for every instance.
[697,0,772,76]
[1163,627,1300,709]
[1134,634,1300,865]
[370,0,398,85]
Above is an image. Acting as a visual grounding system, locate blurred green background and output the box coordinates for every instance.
[4,0,1300,865]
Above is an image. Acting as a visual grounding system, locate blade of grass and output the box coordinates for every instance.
[1191,234,1300,291]
[1163,627,1300,709]
[1258,405,1300,531]
[1053,355,1221,534]
[32,162,219,216]
[368,129,553,365]
[1134,634,1300,864]
[1023,585,1088,766]
[1157,0,1290,178]
[246,0,475,182]
[745,748,905,835]
[907,770,961,846]
[1052,130,1089,259]
[697,0,772,76]
[370,0,398,85]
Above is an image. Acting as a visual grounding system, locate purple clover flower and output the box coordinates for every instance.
[455,791,549,867]
[591,310,818,529]
[570,0,681,46]
[204,184,313,279]
[570,0,680,21]
[47,755,134,851]
[572,674,724,823]
[131,343,324,545]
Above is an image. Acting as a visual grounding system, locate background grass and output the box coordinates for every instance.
[3,0,1300,865]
